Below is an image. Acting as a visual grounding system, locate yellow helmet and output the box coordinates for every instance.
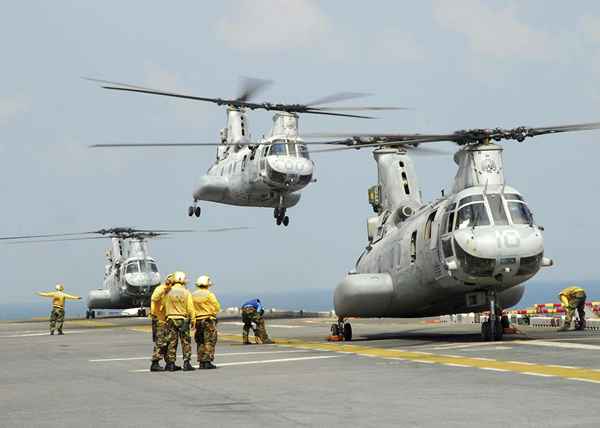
[195,275,212,288]
[55,284,64,292]
[164,273,175,285]
[172,271,188,285]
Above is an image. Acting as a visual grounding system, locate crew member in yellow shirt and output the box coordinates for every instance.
[192,275,221,369]
[149,274,174,372]
[163,271,196,372]
[558,286,587,331]
[36,284,81,335]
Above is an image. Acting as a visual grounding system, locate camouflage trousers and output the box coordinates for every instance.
[195,318,218,362]
[564,293,587,327]
[49,307,65,333]
[151,320,168,362]
[242,308,270,344]
[166,318,192,363]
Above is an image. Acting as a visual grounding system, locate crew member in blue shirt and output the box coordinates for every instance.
[241,298,273,344]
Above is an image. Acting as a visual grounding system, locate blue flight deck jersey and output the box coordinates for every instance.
[242,299,263,312]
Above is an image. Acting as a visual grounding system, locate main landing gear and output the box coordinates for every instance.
[274,208,289,227]
[330,318,352,341]
[481,289,503,341]
[137,308,147,317]
[188,202,201,218]
[85,309,96,319]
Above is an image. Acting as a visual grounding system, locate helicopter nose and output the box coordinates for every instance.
[266,156,313,187]
[452,226,544,280]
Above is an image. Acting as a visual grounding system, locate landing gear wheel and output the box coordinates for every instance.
[282,216,289,227]
[274,208,280,219]
[276,217,282,226]
[194,206,201,218]
[481,319,503,341]
[86,310,91,320]
[188,206,194,217]
[331,323,340,336]
[501,315,510,329]
[91,311,95,319]
[493,319,504,341]
[343,323,352,341]
[481,321,491,341]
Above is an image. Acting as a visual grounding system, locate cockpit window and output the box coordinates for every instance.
[149,262,158,273]
[126,262,139,274]
[459,195,484,206]
[455,203,490,230]
[286,143,297,156]
[486,194,509,226]
[270,143,286,155]
[298,144,310,159]
[507,201,533,225]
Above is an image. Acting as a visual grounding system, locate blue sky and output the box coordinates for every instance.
[2,1,600,303]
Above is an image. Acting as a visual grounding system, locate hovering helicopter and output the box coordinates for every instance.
[85,77,404,226]
[305,121,600,341]
[0,226,247,319]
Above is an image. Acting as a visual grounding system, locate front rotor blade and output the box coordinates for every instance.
[89,142,255,148]
[237,77,273,102]
[304,92,371,107]
[302,110,375,119]
[5,236,109,245]
[0,231,96,241]
[523,121,600,137]
[314,106,411,111]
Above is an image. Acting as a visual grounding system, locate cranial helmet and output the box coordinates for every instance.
[55,284,64,292]
[195,275,212,288]
[172,271,188,285]
[164,273,175,285]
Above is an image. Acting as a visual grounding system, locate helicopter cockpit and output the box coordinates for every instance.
[441,189,542,285]
[123,258,161,295]
[261,139,314,189]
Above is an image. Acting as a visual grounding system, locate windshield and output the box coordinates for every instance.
[269,143,286,155]
[125,262,139,274]
[455,203,490,229]
[298,144,310,159]
[507,201,533,225]
[486,194,509,226]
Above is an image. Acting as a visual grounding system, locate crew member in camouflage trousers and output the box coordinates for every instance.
[192,275,221,369]
[241,298,273,344]
[36,284,81,335]
[163,271,196,372]
[149,275,173,372]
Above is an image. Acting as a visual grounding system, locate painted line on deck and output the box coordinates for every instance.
[130,355,339,372]
[266,337,600,384]
[90,350,311,362]
[219,322,302,329]
[0,330,93,338]
[512,340,600,351]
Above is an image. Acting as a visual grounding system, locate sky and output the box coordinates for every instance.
[1,1,600,306]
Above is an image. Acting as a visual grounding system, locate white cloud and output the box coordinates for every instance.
[433,0,556,62]
[215,0,332,53]
[0,95,30,125]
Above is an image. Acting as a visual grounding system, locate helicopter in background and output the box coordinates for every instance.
[305,121,600,341]
[0,226,247,318]
[86,77,404,226]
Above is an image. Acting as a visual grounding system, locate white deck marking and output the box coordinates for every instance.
[568,378,600,384]
[480,367,509,372]
[514,340,600,351]
[548,364,579,369]
[521,372,555,378]
[412,360,435,364]
[444,363,470,368]
[90,350,310,362]
[130,355,339,372]
[506,361,536,365]
[0,330,89,338]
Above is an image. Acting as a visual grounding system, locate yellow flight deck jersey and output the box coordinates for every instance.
[192,289,221,320]
[150,284,170,322]
[559,287,586,305]
[36,291,80,309]
[163,284,195,320]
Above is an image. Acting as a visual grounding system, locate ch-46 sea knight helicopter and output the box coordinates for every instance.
[306,121,600,341]
[0,226,246,319]
[85,77,404,226]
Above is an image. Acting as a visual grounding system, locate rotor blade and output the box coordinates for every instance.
[134,228,196,233]
[304,92,371,107]
[237,77,273,102]
[195,226,251,233]
[302,110,376,119]
[89,142,255,148]
[4,236,109,244]
[0,231,97,241]
[518,121,600,137]
[313,106,412,111]
[309,142,449,155]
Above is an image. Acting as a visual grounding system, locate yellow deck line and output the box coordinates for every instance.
[128,328,600,383]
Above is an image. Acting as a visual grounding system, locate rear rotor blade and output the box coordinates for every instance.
[237,77,273,102]
[0,231,96,241]
[90,142,255,148]
[5,236,110,245]
[304,92,371,107]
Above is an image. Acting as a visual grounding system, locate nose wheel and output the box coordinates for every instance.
[86,309,96,319]
[481,290,503,341]
[274,208,290,227]
[188,203,201,218]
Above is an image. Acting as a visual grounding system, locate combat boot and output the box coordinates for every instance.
[182,360,196,371]
[165,362,182,372]
[204,362,217,369]
[50,331,54,335]
[58,330,64,335]
[150,361,164,372]
[262,338,274,344]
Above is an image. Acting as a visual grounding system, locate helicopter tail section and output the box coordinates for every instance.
[373,148,422,215]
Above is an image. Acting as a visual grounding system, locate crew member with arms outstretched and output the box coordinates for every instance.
[241,298,273,344]
[35,284,81,335]
[163,271,196,371]
[192,275,221,369]
[558,286,587,331]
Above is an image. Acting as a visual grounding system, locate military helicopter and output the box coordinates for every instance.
[85,77,404,226]
[0,226,247,319]
[304,121,600,341]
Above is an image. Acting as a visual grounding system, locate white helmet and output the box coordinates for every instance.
[195,275,213,288]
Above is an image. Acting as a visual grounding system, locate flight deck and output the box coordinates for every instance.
[2,317,600,427]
